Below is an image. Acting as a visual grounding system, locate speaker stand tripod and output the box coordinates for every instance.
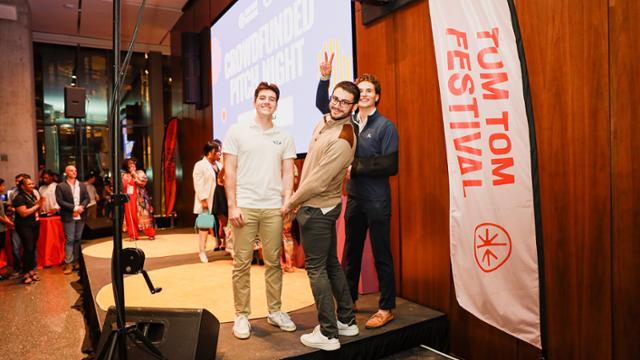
[95,0,164,358]
[96,194,166,360]
[97,323,165,360]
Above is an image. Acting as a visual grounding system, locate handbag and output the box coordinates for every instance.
[195,211,216,229]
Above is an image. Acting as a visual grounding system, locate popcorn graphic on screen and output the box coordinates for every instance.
[318,38,353,90]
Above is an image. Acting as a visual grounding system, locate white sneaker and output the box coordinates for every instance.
[233,315,251,339]
[199,251,208,263]
[267,311,296,331]
[300,325,340,351]
[337,320,359,336]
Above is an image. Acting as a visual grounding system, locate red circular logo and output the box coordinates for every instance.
[474,223,512,272]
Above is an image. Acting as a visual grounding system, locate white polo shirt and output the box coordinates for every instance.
[224,119,296,209]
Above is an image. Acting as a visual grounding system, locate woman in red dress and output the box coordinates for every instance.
[135,170,156,240]
[120,158,143,240]
[121,158,156,241]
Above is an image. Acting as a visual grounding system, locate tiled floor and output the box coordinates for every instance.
[0,267,86,359]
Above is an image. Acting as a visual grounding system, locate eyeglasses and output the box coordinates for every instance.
[330,95,355,107]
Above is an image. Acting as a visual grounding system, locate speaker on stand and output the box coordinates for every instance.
[65,86,87,179]
[64,86,87,118]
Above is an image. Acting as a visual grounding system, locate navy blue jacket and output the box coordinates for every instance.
[316,79,399,200]
[55,181,90,222]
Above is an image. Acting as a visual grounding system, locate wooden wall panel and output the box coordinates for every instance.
[355,0,615,358]
[516,0,612,358]
[193,0,210,32]
[610,0,640,358]
[210,0,231,20]
[387,0,451,314]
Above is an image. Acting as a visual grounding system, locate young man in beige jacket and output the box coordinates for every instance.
[282,81,361,351]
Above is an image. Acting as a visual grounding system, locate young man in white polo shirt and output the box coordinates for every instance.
[223,82,297,339]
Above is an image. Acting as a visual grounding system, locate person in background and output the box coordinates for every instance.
[193,141,220,263]
[13,175,44,284]
[135,169,155,240]
[0,178,15,281]
[102,177,113,218]
[212,138,228,251]
[38,169,60,216]
[281,163,300,273]
[56,165,90,275]
[7,173,29,278]
[122,157,141,241]
[37,165,45,187]
[84,172,99,220]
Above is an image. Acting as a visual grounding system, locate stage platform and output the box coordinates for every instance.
[81,229,448,359]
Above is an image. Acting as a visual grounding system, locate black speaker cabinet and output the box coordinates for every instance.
[64,86,86,118]
[97,307,220,359]
[361,0,418,25]
[182,32,202,105]
[198,26,211,110]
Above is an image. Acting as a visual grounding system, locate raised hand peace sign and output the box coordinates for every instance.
[319,51,334,77]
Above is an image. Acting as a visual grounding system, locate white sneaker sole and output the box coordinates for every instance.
[338,326,359,336]
[267,317,297,332]
[300,336,340,351]
[233,329,251,339]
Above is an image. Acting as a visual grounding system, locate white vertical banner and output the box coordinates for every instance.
[429,0,542,348]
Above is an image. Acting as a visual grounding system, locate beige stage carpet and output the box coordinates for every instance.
[96,260,314,323]
[83,233,217,259]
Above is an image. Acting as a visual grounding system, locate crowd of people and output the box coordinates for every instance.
[0,159,156,281]
[190,52,399,351]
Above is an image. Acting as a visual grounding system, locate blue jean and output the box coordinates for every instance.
[63,220,85,264]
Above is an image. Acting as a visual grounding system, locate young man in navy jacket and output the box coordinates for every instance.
[316,53,399,329]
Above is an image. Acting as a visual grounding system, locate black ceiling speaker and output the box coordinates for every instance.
[198,27,211,110]
[359,0,417,25]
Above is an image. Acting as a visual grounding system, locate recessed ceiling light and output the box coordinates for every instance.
[63,3,76,9]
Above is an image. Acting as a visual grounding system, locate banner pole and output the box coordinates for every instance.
[505,0,548,358]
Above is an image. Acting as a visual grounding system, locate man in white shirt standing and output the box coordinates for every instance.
[39,170,60,216]
[224,82,297,339]
[55,165,89,274]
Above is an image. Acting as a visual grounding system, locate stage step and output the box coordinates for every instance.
[381,345,458,360]
[216,294,448,360]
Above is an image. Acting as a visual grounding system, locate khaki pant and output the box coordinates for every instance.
[232,208,283,316]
